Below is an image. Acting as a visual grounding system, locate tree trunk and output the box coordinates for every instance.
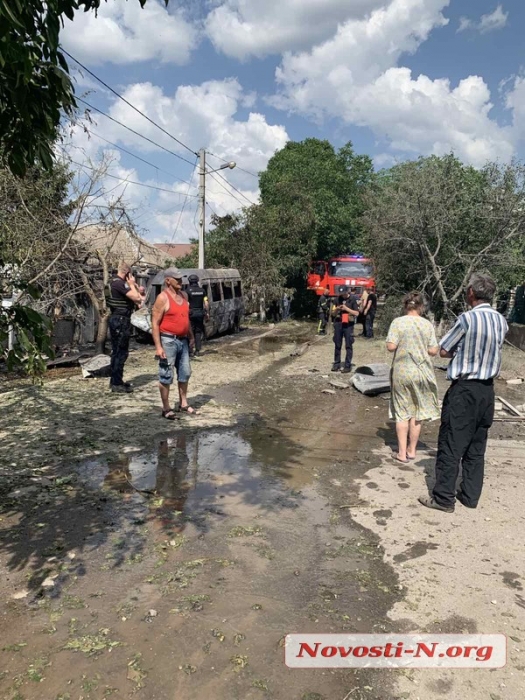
[95,311,110,355]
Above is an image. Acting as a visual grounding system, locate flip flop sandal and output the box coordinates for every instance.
[393,455,409,464]
[162,409,178,421]
[179,405,199,416]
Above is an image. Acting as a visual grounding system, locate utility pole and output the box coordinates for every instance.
[198,148,206,270]
[197,150,237,270]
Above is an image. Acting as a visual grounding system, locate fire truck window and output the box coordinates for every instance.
[234,281,242,298]
[314,263,325,275]
[223,282,233,300]
[330,262,373,277]
[211,283,222,302]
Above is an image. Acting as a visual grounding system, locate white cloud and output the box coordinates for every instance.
[458,5,508,35]
[67,78,289,241]
[103,78,288,191]
[205,0,386,60]
[271,0,516,166]
[61,0,199,65]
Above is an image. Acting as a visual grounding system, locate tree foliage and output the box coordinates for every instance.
[0,151,143,371]
[205,192,316,315]
[259,138,375,260]
[364,155,525,319]
[0,0,166,176]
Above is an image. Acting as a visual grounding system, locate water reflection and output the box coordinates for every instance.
[79,427,315,535]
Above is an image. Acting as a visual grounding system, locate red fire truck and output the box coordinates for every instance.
[307,254,375,299]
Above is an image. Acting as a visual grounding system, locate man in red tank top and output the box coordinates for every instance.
[152,268,197,419]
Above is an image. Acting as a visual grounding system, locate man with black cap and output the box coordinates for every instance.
[187,274,209,357]
[331,289,360,373]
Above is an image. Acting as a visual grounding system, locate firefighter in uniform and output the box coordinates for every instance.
[187,274,209,357]
[331,290,360,373]
[317,289,331,335]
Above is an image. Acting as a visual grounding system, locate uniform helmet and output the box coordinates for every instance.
[188,274,200,284]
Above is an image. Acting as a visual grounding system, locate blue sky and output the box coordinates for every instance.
[60,1,525,243]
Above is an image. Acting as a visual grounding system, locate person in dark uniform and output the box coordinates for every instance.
[364,289,378,338]
[187,274,209,357]
[317,289,331,335]
[331,290,360,372]
[107,262,145,393]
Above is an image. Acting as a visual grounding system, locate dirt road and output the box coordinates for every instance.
[0,323,524,700]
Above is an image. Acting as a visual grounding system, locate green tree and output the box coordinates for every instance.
[205,193,316,318]
[0,159,72,375]
[0,0,166,176]
[259,138,375,260]
[364,155,525,320]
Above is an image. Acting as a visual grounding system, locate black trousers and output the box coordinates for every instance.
[433,379,495,508]
[318,309,329,333]
[365,311,376,338]
[109,315,131,386]
[333,323,354,368]
[190,316,205,353]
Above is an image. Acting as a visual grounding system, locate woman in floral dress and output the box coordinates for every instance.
[386,292,440,463]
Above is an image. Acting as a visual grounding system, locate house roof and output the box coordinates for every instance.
[77,225,165,268]
[154,243,195,260]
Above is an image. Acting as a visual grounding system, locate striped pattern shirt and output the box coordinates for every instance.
[440,304,508,381]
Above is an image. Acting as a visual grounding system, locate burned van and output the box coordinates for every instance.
[131,268,244,339]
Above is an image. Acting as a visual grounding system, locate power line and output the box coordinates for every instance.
[207,202,219,219]
[207,171,251,208]
[70,159,199,197]
[170,156,199,245]
[212,170,256,206]
[71,123,194,186]
[64,49,198,158]
[206,150,259,179]
[76,97,197,167]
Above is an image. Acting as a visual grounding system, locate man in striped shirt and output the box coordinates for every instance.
[419,273,508,513]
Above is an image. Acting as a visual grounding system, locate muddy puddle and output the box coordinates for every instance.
[76,427,320,539]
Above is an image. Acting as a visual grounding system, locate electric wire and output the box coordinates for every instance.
[70,122,193,186]
[211,169,257,205]
[64,49,198,158]
[76,97,197,167]
[206,171,249,209]
[206,150,259,179]
[70,159,199,197]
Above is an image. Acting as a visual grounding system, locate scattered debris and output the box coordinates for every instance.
[42,576,58,589]
[228,525,263,538]
[506,378,524,385]
[496,396,523,417]
[322,389,336,395]
[79,354,111,379]
[127,654,147,688]
[64,630,120,655]
[329,380,349,390]
[352,364,391,396]
[230,654,248,671]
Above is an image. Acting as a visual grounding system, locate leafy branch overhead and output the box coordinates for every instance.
[0,0,167,176]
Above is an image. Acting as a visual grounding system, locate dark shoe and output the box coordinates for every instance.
[418,496,454,513]
[331,364,341,372]
[111,384,133,394]
[341,367,352,374]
